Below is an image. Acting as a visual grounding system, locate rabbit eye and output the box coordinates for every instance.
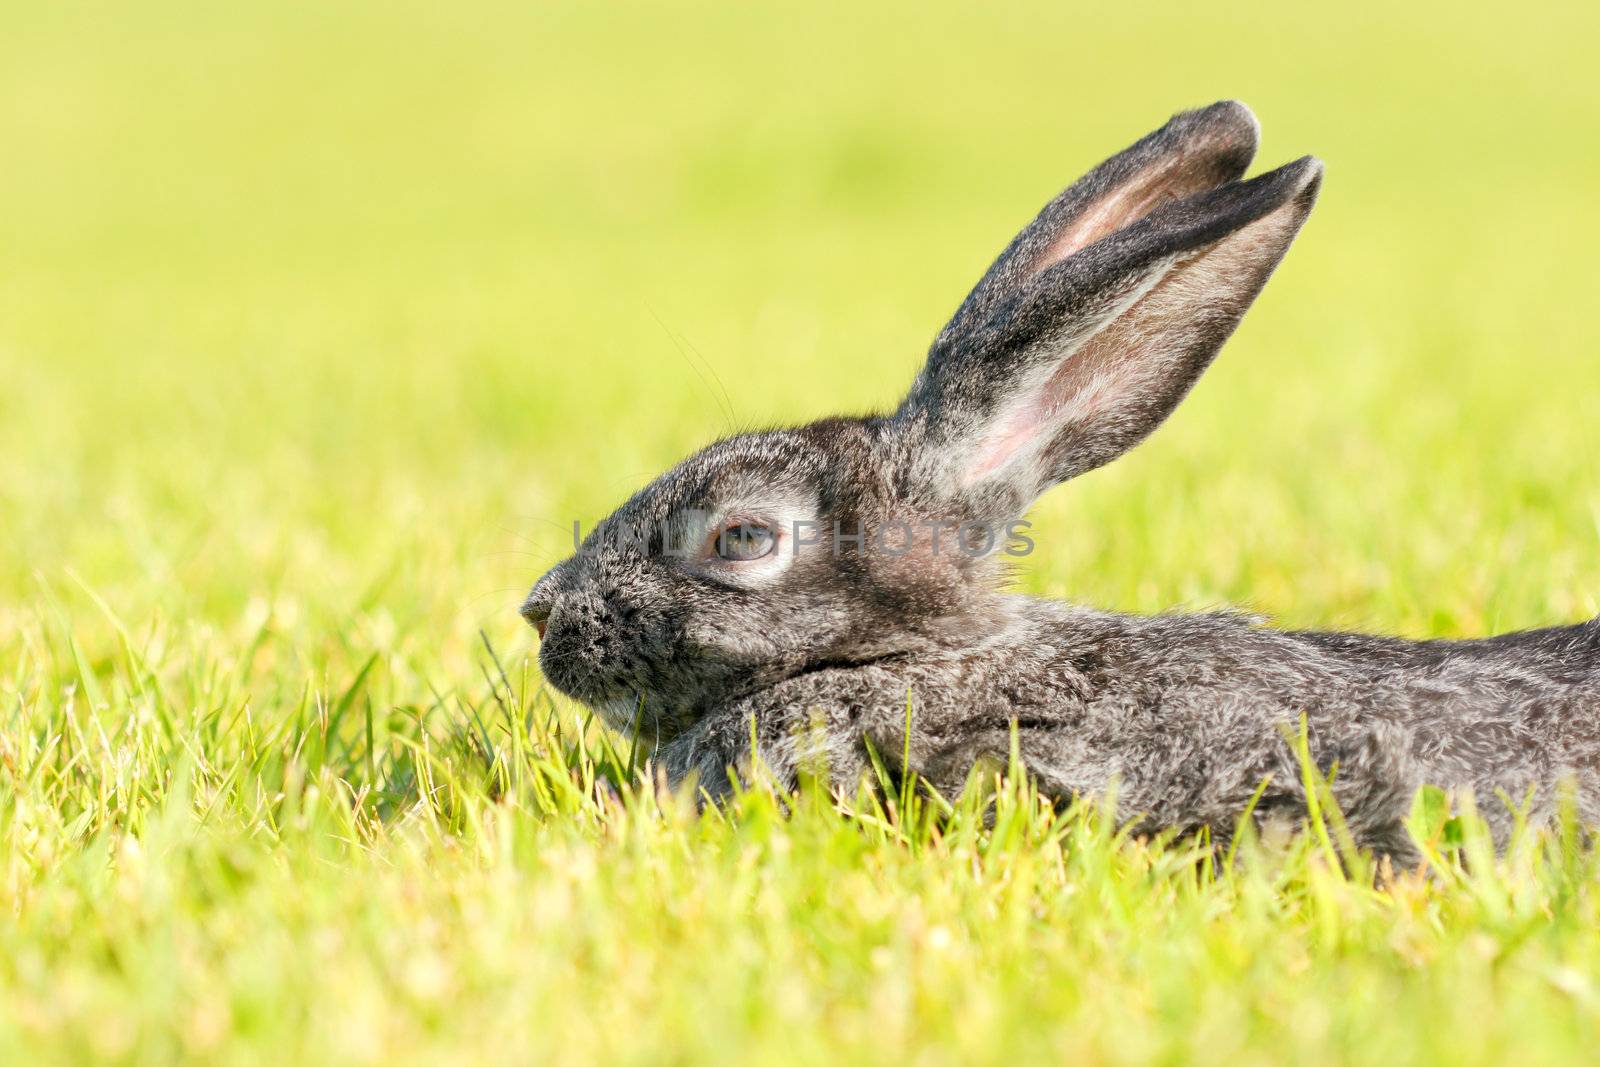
[712,521,777,562]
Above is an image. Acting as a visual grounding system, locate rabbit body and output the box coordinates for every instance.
[661,600,1600,855]
[524,101,1600,855]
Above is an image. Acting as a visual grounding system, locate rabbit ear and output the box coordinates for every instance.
[896,133,1322,523]
[933,101,1262,350]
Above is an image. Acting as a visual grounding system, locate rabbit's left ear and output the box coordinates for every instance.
[895,106,1321,523]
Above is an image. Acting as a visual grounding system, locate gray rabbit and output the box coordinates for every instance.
[522,101,1600,858]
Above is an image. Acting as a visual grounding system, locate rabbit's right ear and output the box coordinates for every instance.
[893,102,1320,524]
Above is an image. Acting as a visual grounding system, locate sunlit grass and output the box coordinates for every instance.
[6,619,1600,1065]
[3,0,1600,1062]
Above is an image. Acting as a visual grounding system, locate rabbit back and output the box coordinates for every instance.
[661,600,1600,858]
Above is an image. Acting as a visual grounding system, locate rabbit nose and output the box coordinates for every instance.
[523,561,574,637]
[520,590,553,638]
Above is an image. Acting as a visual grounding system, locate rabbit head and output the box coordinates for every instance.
[522,100,1322,739]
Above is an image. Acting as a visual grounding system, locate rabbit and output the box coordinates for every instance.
[521,100,1600,860]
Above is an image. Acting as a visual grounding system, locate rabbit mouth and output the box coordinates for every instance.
[536,646,614,705]
[538,654,686,742]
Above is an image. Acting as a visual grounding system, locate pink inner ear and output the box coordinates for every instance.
[964,348,1125,483]
[964,188,1312,490]
[1030,150,1220,275]
[966,416,1040,481]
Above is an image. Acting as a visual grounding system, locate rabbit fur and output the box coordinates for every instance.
[522,101,1600,859]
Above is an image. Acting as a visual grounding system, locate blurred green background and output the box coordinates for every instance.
[3,0,1596,674]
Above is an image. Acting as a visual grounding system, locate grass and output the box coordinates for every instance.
[3,0,1600,1062]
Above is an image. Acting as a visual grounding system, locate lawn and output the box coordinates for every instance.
[3,1,1600,1063]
